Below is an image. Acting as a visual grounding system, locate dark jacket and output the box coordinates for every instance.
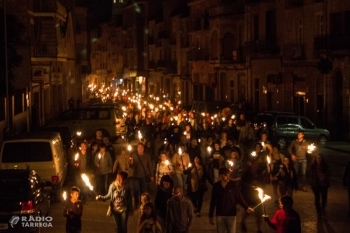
[343,161,350,187]
[209,180,249,218]
[154,187,172,218]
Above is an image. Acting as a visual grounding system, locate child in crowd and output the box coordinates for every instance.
[137,202,162,233]
[63,186,83,233]
[264,195,301,233]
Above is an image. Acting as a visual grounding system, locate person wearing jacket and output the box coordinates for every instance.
[308,153,331,217]
[94,143,113,195]
[96,171,132,233]
[209,167,254,233]
[154,175,174,232]
[276,157,298,197]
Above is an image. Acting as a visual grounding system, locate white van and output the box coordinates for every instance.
[0,131,68,201]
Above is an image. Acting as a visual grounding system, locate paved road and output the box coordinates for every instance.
[41,143,350,233]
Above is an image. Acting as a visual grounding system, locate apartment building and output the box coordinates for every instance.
[86,0,350,139]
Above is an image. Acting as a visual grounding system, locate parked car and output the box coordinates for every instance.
[0,169,51,233]
[42,125,76,152]
[51,106,127,141]
[254,111,330,149]
[0,132,68,202]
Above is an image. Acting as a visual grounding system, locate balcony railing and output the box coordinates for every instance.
[283,43,304,60]
[33,44,57,57]
[244,40,279,56]
[314,35,350,50]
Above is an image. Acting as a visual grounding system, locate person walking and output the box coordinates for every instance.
[131,143,154,209]
[287,131,309,192]
[264,195,301,233]
[94,143,113,195]
[63,186,83,233]
[137,202,162,233]
[166,185,194,233]
[154,175,174,232]
[308,153,331,217]
[276,157,298,197]
[96,171,133,233]
[187,155,211,217]
[209,167,254,233]
[171,143,191,190]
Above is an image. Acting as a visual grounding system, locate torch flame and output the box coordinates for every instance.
[188,163,192,168]
[178,147,182,155]
[255,187,264,201]
[127,144,132,151]
[307,143,316,153]
[207,146,212,153]
[81,173,94,191]
[62,191,67,201]
[98,153,101,160]
[74,153,79,161]
[267,156,271,164]
[138,131,142,140]
[228,161,234,167]
[165,160,169,165]
[251,151,257,157]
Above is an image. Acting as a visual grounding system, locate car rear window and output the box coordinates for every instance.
[0,178,28,200]
[2,142,53,162]
[276,116,298,126]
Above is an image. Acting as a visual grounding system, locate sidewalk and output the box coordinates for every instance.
[326,141,350,154]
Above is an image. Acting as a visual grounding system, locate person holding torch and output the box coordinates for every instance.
[287,131,309,192]
[172,144,191,190]
[155,151,173,185]
[74,141,93,204]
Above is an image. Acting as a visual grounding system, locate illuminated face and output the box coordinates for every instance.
[191,139,197,147]
[70,191,79,202]
[283,158,290,166]
[220,173,229,182]
[137,144,144,154]
[143,206,152,216]
[160,153,167,161]
[95,130,103,138]
[162,181,170,189]
[297,132,304,140]
[173,188,182,200]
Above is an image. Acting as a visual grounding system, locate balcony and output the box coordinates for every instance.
[244,40,279,56]
[314,35,350,51]
[283,43,304,60]
[33,44,57,57]
[187,49,210,61]
[33,0,57,13]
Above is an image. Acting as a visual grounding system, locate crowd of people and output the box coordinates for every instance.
[67,100,340,233]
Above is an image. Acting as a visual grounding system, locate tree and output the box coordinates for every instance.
[0,8,25,97]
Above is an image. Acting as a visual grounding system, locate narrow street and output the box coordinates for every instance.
[42,143,350,233]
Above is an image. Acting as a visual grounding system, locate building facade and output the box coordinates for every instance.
[86,0,350,140]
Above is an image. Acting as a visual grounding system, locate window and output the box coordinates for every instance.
[296,18,303,44]
[300,117,314,129]
[315,14,324,36]
[276,116,298,126]
[2,142,52,162]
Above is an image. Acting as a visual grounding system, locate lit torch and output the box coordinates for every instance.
[251,151,257,157]
[98,153,101,166]
[81,173,97,196]
[253,187,271,217]
[228,160,234,167]
[178,147,183,156]
[307,143,316,154]
[188,162,192,168]
[138,131,143,142]
[165,160,169,166]
[127,144,132,152]
[74,153,79,161]
[62,191,67,201]
[207,146,212,155]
